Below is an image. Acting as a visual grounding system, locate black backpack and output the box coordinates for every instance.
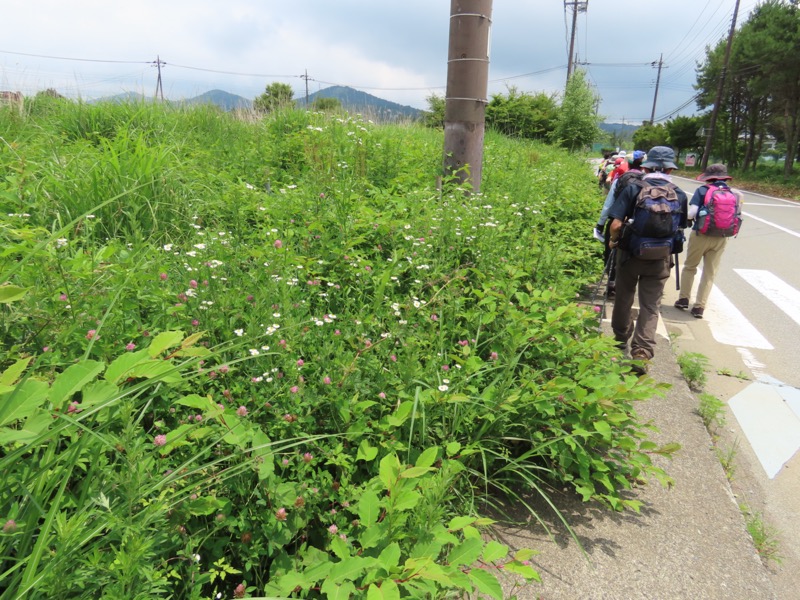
[613,170,643,202]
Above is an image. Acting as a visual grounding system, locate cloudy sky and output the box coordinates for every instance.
[1,1,759,124]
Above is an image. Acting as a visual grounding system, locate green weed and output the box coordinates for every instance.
[740,504,783,565]
[697,392,726,432]
[677,351,709,391]
[715,440,739,482]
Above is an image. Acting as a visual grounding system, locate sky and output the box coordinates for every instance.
[1,1,761,124]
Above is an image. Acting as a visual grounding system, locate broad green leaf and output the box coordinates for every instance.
[357,439,378,462]
[302,560,333,585]
[593,419,612,439]
[80,380,120,407]
[379,453,400,489]
[127,360,183,384]
[377,542,401,572]
[180,331,205,348]
[367,580,400,600]
[147,330,185,357]
[329,535,349,560]
[175,394,213,410]
[414,446,439,469]
[445,441,462,457]
[0,379,48,427]
[0,284,28,304]
[104,349,152,384]
[468,568,503,600]
[503,561,541,581]
[448,516,476,531]
[320,579,356,600]
[399,466,432,479]
[357,490,381,526]
[329,556,369,584]
[184,496,223,516]
[482,540,508,563]
[359,523,388,550]
[49,360,105,404]
[277,571,309,595]
[447,537,483,566]
[0,357,32,386]
[514,548,538,562]
[392,489,420,511]
[0,411,52,444]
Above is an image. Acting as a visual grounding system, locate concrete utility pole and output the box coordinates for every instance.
[302,70,310,109]
[649,54,665,124]
[701,0,741,170]
[564,1,588,84]
[443,0,493,193]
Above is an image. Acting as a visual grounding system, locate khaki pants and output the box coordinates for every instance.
[611,252,671,360]
[678,232,728,309]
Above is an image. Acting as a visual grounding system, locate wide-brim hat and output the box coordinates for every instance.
[696,163,733,181]
[641,146,678,170]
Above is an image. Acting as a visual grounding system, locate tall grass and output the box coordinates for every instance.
[0,100,673,598]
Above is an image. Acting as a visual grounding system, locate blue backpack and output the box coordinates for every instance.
[622,181,683,260]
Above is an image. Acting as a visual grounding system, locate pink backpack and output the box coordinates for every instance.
[696,184,742,237]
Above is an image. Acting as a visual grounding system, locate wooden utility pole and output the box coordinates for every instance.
[649,54,665,124]
[564,1,588,84]
[443,0,493,193]
[701,0,741,169]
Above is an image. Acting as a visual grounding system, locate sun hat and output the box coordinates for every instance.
[633,150,646,161]
[618,151,627,158]
[641,146,678,170]
[696,163,733,181]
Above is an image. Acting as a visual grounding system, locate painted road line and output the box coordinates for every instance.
[734,269,800,328]
[729,382,800,479]
[741,211,800,239]
[705,284,774,350]
[736,347,769,381]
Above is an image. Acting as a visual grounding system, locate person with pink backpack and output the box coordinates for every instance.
[674,163,743,319]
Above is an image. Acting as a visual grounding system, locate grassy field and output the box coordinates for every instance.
[1,99,674,599]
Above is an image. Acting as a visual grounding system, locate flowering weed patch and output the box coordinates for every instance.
[0,100,675,598]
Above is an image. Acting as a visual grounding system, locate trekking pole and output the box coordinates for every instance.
[592,248,616,327]
[674,252,680,291]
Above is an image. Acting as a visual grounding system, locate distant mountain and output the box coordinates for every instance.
[183,89,252,111]
[92,86,421,120]
[600,122,640,137]
[297,86,422,120]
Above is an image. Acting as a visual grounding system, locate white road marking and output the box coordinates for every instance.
[741,211,800,239]
[734,269,800,328]
[729,382,800,479]
[736,347,769,381]
[705,285,774,350]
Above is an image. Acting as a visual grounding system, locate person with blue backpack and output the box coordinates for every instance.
[674,163,743,319]
[607,146,689,373]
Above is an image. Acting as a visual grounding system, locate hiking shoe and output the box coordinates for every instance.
[674,298,689,310]
[630,350,650,375]
[691,306,704,319]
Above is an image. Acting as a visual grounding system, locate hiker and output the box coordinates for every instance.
[608,151,630,184]
[674,163,743,319]
[594,150,647,296]
[597,152,616,190]
[607,146,688,372]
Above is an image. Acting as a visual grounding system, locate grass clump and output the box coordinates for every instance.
[677,351,709,391]
[740,504,783,565]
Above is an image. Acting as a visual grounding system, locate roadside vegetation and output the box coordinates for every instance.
[1,98,678,599]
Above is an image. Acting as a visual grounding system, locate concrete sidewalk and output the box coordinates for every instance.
[494,327,777,599]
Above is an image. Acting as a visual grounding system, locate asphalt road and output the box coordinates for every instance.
[664,175,800,598]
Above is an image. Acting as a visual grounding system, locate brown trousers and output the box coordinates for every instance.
[611,251,671,359]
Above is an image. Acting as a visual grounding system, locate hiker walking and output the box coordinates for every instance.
[595,150,646,297]
[607,146,688,373]
[674,163,743,319]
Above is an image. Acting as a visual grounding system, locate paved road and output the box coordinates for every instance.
[663,175,800,597]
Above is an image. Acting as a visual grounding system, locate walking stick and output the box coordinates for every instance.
[592,247,616,327]
[674,252,680,291]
